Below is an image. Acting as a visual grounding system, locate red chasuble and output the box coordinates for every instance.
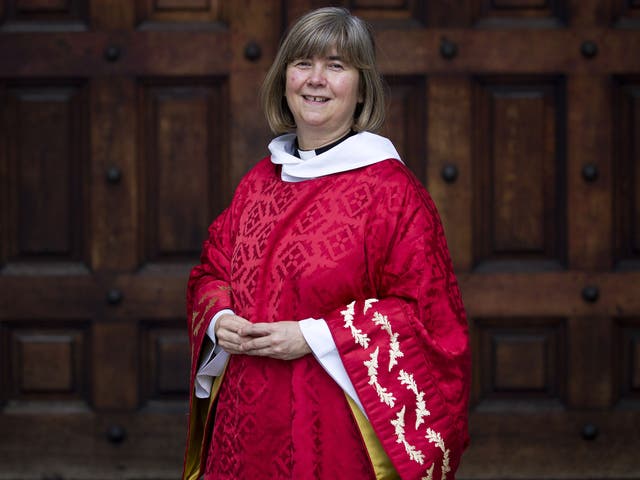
[184,155,470,480]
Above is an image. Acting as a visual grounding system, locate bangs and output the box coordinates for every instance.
[283,19,367,68]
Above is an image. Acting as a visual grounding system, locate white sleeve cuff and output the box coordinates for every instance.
[206,309,235,345]
[299,318,366,417]
[195,309,234,398]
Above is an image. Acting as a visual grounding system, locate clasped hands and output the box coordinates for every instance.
[214,314,312,361]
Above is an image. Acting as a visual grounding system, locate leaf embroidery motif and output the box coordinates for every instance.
[425,428,451,480]
[364,298,379,313]
[421,463,434,480]
[390,405,425,465]
[371,311,404,371]
[398,369,430,429]
[342,300,370,348]
[364,347,396,407]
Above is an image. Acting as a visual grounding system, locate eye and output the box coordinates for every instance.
[292,59,311,68]
[329,62,345,70]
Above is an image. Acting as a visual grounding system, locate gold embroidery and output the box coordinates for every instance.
[192,297,219,337]
[201,297,219,321]
[364,347,396,407]
[398,370,430,429]
[390,405,425,465]
[422,463,434,480]
[343,298,451,477]
[372,311,404,372]
[364,298,379,313]
[191,311,201,336]
[342,300,370,348]
[426,428,451,480]
[442,449,451,480]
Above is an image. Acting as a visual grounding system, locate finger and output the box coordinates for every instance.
[239,322,272,337]
[239,335,273,352]
[231,316,253,328]
[242,348,274,357]
[218,315,250,335]
[219,334,252,354]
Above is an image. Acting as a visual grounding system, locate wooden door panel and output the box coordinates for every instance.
[616,317,640,405]
[473,316,567,408]
[2,81,89,270]
[139,321,190,406]
[473,76,566,272]
[135,0,223,26]
[380,76,427,182]
[6,323,90,408]
[614,77,640,269]
[616,0,640,26]
[463,410,640,477]
[0,0,89,29]
[473,0,565,27]
[139,78,229,264]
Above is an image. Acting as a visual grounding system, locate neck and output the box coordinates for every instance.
[296,127,353,151]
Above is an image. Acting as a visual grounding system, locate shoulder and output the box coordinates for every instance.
[365,158,416,183]
[227,156,276,212]
[364,160,441,220]
[365,160,427,197]
[247,156,276,178]
[234,156,276,189]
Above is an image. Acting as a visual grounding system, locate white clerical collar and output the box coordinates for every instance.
[269,131,403,183]
[297,148,317,160]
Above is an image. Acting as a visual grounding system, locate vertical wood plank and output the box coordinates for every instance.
[92,322,138,409]
[568,0,611,26]
[227,0,282,189]
[427,76,472,271]
[90,78,138,271]
[90,0,134,29]
[567,316,613,408]
[567,76,612,270]
[613,79,640,268]
[0,84,10,265]
[428,0,473,26]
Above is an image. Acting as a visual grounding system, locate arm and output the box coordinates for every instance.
[321,166,470,480]
[187,208,236,391]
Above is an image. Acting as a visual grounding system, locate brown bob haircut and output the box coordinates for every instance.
[260,7,386,135]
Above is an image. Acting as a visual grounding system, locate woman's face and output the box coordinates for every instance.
[285,47,361,148]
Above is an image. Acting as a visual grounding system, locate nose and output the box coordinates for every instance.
[306,63,326,86]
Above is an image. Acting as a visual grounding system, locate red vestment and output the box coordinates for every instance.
[184,157,470,479]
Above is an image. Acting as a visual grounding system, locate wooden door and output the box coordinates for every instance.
[284,0,640,477]
[0,1,281,478]
[2,0,640,478]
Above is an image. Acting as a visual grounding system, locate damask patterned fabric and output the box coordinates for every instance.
[184,139,470,479]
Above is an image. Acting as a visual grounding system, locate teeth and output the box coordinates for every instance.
[304,95,328,102]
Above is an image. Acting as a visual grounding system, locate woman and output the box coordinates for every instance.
[183,7,470,480]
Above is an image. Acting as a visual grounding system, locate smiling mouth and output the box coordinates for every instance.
[303,95,329,103]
